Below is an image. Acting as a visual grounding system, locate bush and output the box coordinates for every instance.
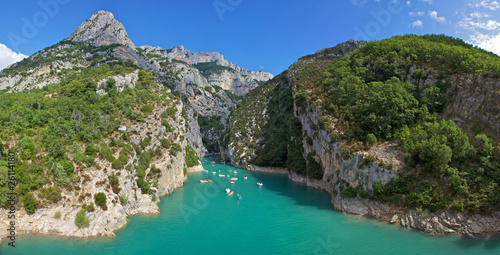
[85,156,95,166]
[140,104,154,114]
[170,143,182,155]
[137,178,151,194]
[109,174,119,186]
[112,158,124,169]
[160,138,171,149]
[162,120,173,132]
[119,194,128,205]
[54,211,61,219]
[75,208,89,228]
[61,160,75,175]
[85,144,98,156]
[39,186,62,203]
[86,202,95,212]
[185,145,199,167]
[100,147,114,162]
[366,133,377,145]
[96,192,107,206]
[23,193,38,213]
[74,151,85,165]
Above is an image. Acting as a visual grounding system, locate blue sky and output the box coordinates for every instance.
[0,0,499,74]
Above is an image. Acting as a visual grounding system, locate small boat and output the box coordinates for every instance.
[199,180,209,183]
[237,194,242,200]
[219,174,225,177]
[227,174,230,177]
[225,188,231,194]
[230,177,238,181]
[244,176,247,179]
[257,183,263,186]
[212,171,216,174]
[230,181,235,184]
[233,171,237,174]
[228,191,234,196]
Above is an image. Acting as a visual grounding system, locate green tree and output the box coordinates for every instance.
[75,208,90,228]
[96,192,106,206]
[52,163,69,186]
[23,193,38,213]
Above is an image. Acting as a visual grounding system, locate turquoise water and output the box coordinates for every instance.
[1,155,499,255]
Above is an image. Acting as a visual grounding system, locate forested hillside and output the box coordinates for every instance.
[226,35,500,215]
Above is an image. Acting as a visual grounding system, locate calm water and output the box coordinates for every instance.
[1,155,499,255]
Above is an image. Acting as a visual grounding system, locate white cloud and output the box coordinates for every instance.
[470,12,490,18]
[459,18,500,30]
[469,32,500,55]
[407,1,411,6]
[469,0,500,10]
[410,20,424,28]
[409,11,424,16]
[0,43,27,71]
[429,11,447,23]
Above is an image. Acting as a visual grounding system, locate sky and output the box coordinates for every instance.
[0,0,499,75]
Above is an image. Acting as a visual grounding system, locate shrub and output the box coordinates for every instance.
[54,211,61,219]
[366,133,377,145]
[140,104,154,114]
[109,174,119,186]
[85,144,98,156]
[85,156,95,166]
[74,151,85,165]
[162,120,173,132]
[75,208,89,228]
[185,145,199,167]
[170,143,182,156]
[100,147,114,162]
[112,158,124,169]
[39,186,62,203]
[119,194,128,205]
[96,192,107,206]
[61,160,75,175]
[86,202,95,212]
[23,193,38,213]
[160,138,171,149]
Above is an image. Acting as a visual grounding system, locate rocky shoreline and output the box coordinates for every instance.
[0,179,184,245]
[232,163,500,237]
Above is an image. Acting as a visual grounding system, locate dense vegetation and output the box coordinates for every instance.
[198,115,225,152]
[289,34,500,214]
[192,62,234,78]
[226,74,322,179]
[0,59,186,210]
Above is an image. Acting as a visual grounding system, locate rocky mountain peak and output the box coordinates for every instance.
[68,10,135,48]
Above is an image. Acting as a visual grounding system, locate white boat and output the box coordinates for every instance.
[219,174,226,177]
[212,171,216,174]
[230,177,238,181]
[229,181,235,184]
[199,180,209,183]
[233,171,237,174]
[257,182,263,186]
[225,188,231,194]
[244,177,247,179]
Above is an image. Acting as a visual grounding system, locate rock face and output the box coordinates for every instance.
[223,40,500,237]
[140,45,273,96]
[68,11,135,48]
[0,81,190,241]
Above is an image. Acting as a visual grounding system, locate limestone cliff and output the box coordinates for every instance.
[223,39,500,237]
[68,11,135,48]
